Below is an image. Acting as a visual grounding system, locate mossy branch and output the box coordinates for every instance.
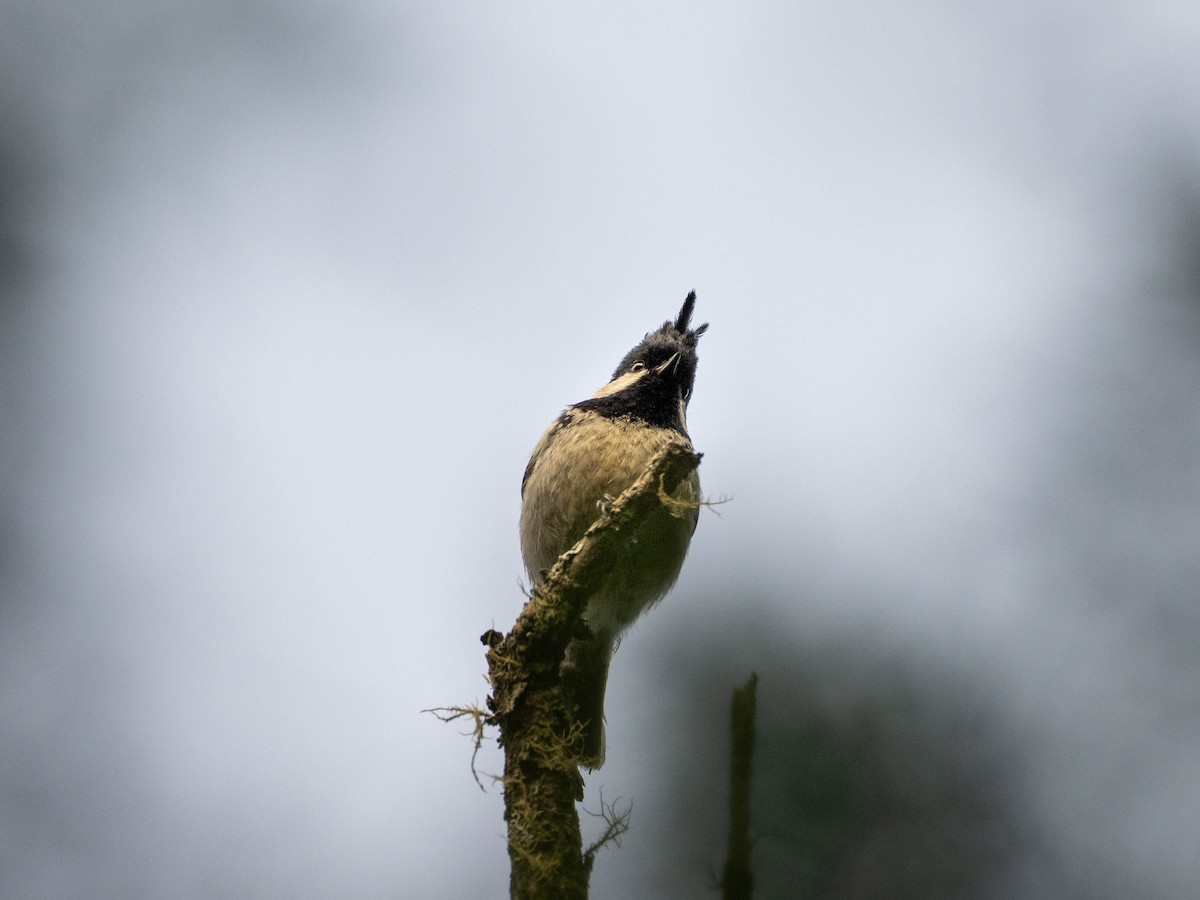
[481,437,702,900]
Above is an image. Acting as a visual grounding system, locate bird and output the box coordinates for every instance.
[519,291,708,768]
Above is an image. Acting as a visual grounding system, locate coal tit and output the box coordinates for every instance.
[519,292,708,767]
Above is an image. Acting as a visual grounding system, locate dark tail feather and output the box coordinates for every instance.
[563,636,613,769]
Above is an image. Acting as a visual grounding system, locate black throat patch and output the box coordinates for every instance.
[573,377,687,435]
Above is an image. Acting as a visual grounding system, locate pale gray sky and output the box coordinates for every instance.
[2,2,1199,897]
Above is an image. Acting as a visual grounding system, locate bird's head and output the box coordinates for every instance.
[606,291,708,401]
[584,291,708,432]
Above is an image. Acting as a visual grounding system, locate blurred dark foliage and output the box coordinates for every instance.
[1157,165,1200,323]
[641,622,1039,899]
[0,86,43,588]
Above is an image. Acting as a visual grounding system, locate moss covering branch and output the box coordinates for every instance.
[482,437,702,900]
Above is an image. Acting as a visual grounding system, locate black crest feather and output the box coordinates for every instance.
[660,290,708,344]
[672,290,709,338]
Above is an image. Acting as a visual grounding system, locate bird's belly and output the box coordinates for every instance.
[519,416,700,635]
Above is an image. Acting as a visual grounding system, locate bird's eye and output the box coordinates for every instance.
[630,361,646,372]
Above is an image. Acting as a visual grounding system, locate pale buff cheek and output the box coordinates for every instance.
[591,369,648,399]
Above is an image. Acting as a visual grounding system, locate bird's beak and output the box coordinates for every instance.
[654,351,682,375]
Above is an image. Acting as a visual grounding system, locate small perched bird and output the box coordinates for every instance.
[519,291,708,768]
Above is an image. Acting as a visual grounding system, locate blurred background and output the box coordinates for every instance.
[2,2,1199,897]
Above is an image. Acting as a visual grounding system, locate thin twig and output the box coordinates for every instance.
[422,704,492,791]
[721,673,759,900]
[583,790,633,865]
